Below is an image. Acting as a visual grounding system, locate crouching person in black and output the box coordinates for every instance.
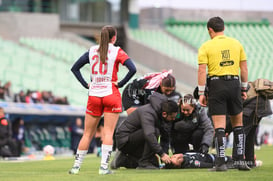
[112,92,178,169]
[171,94,214,154]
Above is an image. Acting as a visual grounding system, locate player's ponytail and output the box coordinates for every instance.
[98,25,117,63]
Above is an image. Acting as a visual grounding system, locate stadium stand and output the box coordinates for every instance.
[165,20,273,81]
[19,37,87,64]
[0,36,90,106]
[128,29,197,67]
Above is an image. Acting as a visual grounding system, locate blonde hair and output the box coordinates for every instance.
[97,25,117,63]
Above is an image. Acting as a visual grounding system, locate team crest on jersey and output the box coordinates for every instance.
[134,100,140,104]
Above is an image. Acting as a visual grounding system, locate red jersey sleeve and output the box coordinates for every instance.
[117,48,130,64]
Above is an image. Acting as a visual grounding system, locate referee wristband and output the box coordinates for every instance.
[198,85,206,92]
[241,82,248,88]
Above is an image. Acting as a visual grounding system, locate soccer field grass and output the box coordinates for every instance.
[1,146,273,181]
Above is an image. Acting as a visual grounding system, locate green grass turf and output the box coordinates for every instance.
[1,146,273,181]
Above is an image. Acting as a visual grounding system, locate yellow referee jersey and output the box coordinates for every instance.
[198,35,247,76]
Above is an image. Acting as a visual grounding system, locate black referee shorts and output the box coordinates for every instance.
[208,79,242,116]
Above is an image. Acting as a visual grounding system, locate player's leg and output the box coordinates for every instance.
[126,107,138,115]
[99,90,122,174]
[69,96,102,174]
[138,128,160,169]
[211,115,227,171]
[99,112,119,174]
[245,126,256,167]
[95,117,104,157]
[69,114,101,174]
[208,79,228,171]
[111,131,142,169]
[229,81,250,171]
[230,113,250,171]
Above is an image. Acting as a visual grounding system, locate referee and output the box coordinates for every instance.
[197,17,250,171]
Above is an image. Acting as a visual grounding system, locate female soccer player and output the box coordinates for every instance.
[122,70,181,115]
[69,25,136,175]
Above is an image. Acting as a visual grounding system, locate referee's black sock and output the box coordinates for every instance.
[233,126,245,161]
[233,126,251,170]
[214,128,226,166]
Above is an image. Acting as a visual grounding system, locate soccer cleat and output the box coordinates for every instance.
[99,167,114,175]
[233,160,251,171]
[69,166,80,174]
[209,164,228,172]
[226,157,235,169]
[110,150,126,169]
[237,163,251,171]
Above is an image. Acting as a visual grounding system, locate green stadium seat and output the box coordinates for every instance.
[165,23,273,82]
[22,75,39,91]
[128,29,197,67]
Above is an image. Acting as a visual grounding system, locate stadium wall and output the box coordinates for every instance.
[0,12,60,40]
[0,12,94,49]
[139,8,273,27]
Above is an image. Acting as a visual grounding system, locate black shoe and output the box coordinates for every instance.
[209,164,228,172]
[110,150,127,169]
[246,160,255,168]
[237,161,251,171]
[226,158,235,169]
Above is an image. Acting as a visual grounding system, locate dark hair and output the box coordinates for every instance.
[161,74,176,87]
[207,16,224,32]
[98,25,117,63]
[161,100,178,114]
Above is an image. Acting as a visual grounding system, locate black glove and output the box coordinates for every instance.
[199,144,209,154]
